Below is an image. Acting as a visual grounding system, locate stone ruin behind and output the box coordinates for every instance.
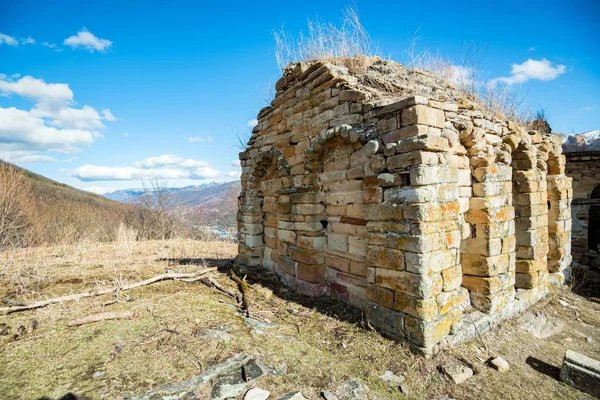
[237,59,573,355]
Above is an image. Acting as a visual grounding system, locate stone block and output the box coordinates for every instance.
[289,246,324,265]
[402,105,445,128]
[325,254,351,273]
[404,313,453,347]
[394,292,439,322]
[278,230,296,243]
[409,165,458,185]
[297,262,326,283]
[559,350,600,398]
[367,285,394,309]
[376,269,442,298]
[366,245,405,270]
[328,233,348,252]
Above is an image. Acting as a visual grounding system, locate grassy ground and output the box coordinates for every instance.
[0,239,598,399]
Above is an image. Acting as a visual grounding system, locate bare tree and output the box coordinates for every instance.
[133,179,182,240]
[0,163,38,250]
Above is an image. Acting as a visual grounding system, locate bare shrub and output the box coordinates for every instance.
[273,5,378,73]
[527,109,552,134]
[0,163,38,251]
[116,222,138,243]
[129,180,183,240]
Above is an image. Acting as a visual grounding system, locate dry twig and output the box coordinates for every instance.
[67,311,138,327]
[0,268,217,315]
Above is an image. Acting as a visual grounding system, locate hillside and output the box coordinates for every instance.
[1,161,134,245]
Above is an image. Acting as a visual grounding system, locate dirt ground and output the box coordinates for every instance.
[0,239,598,400]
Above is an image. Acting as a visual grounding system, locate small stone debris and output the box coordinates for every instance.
[92,370,105,380]
[244,387,270,400]
[399,384,409,395]
[335,378,368,399]
[442,362,473,384]
[278,392,306,400]
[490,357,510,372]
[321,391,338,400]
[586,337,593,343]
[379,370,406,385]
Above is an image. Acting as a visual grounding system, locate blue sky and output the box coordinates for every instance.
[1,0,598,194]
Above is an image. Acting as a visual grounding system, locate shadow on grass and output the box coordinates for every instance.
[159,256,364,327]
[38,393,89,400]
[526,356,561,380]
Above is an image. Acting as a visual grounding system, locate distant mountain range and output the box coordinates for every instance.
[561,130,600,153]
[103,180,240,207]
[103,180,241,231]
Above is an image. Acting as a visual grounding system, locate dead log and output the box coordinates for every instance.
[0,268,217,315]
[68,311,138,326]
[231,271,251,317]
[201,277,237,298]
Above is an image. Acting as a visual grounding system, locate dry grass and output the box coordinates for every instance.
[0,240,598,399]
[273,5,379,74]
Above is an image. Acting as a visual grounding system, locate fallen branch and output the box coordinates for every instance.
[201,277,237,298]
[231,271,251,317]
[0,268,217,315]
[68,311,138,327]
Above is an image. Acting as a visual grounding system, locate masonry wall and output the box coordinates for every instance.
[238,61,573,355]
[565,152,600,260]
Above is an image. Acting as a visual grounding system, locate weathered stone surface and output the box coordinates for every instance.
[490,357,510,372]
[244,387,271,400]
[560,350,600,398]
[442,362,473,384]
[239,60,572,355]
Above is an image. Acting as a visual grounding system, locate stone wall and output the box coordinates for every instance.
[564,151,600,263]
[237,60,573,355]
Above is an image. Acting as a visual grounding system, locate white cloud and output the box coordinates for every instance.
[42,41,56,49]
[226,171,241,179]
[0,107,96,150]
[247,119,258,127]
[583,105,597,112]
[230,160,241,167]
[73,154,221,182]
[123,131,129,137]
[63,29,112,52]
[188,136,213,143]
[0,74,114,153]
[21,37,36,45]
[12,154,74,164]
[101,109,116,121]
[135,154,209,169]
[527,47,536,52]
[0,33,18,46]
[72,165,188,181]
[84,186,116,195]
[490,58,566,86]
[0,75,73,110]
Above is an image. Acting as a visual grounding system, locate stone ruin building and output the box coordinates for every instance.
[237,59,573,355]
[563,132,600,278]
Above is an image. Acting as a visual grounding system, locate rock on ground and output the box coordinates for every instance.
[335,378,368,399]
[442,362,473,384]
[279,392,306,400]
[519,311,564,339]
[490,357,510,372]
[244,387,270,400]
[379,370,405,385]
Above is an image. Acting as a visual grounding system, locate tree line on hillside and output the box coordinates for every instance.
[0,162,239,251]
